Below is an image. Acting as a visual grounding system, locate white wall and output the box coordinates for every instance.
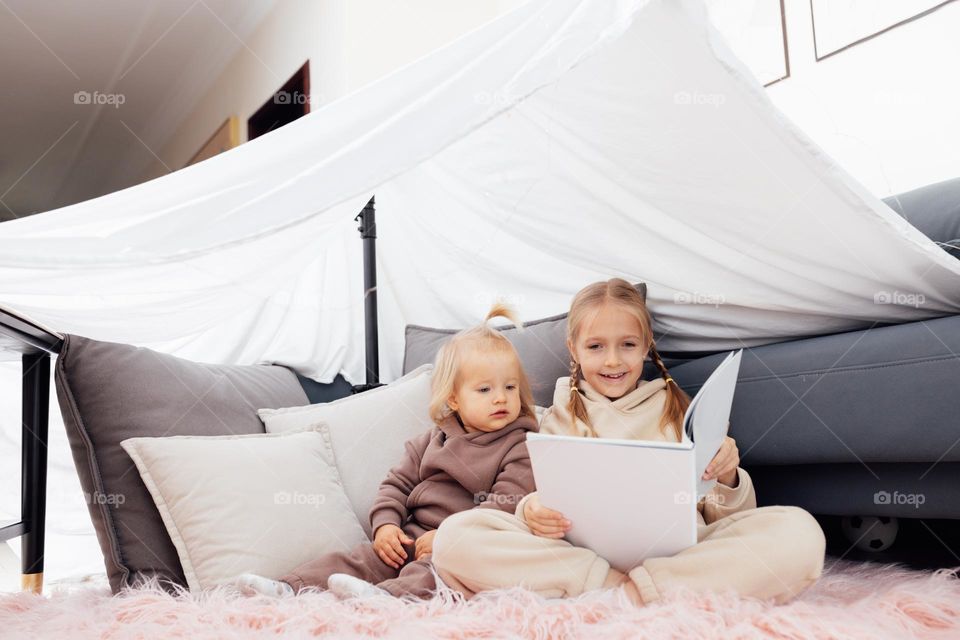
[340,1,518,93]
[144,0,524,181]
[763,0,960,197]
[140,0,329,180]
[152,0,959,197]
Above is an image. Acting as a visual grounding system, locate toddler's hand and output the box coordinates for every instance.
[524,494,571,538]
[703,435,740,487]
[415,530,436,560]
[374,524,413,569]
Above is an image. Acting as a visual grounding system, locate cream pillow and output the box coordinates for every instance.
[259,365,435,538]
[121,429,367,591]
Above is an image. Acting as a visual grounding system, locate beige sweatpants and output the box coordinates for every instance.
[432,505,825,604]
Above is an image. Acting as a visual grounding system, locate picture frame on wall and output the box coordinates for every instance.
[705,0,790,86]
[811,0,953,60]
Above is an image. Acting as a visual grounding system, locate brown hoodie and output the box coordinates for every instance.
[520,377,757,526]
[369,413,538,536]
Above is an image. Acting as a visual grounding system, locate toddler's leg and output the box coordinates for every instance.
[280,540,398,592]
[628,505,825,604]
[234,573,294,597]
[376,554,438,598]
[432,509,614,599]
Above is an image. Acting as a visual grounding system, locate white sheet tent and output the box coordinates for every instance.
[2,0,960,384]
[3,0,960,586]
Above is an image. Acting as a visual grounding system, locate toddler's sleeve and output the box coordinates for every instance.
[369,431,430,534]
[476,440,536,515]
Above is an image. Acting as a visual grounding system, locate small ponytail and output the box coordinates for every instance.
[484,302,521,329]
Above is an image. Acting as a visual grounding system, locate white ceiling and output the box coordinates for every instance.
[0,0,276,221]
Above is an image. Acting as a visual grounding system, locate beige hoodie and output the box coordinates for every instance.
[519,376,757,526]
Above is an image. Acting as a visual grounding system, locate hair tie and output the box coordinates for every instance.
[664,377,675,385]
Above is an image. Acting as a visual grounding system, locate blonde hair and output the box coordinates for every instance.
[566,278,690,440]
[428,303,536,425]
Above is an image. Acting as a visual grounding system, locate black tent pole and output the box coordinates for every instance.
[356,196,380,388]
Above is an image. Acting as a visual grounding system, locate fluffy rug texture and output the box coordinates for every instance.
[2,559,959,639]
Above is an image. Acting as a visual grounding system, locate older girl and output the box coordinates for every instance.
[433,279,825,605]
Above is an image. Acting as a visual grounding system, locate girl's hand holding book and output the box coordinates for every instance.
[524,494,572,538]
[702,436,740,487]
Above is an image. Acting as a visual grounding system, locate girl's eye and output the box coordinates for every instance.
[478,387,490,393]
[587,344,601,351]
[506,384,517,390]
[623,342,636,348]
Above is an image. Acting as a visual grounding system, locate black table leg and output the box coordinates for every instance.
[21,352,49,593]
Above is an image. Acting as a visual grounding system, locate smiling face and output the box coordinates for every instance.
[446,348,523,433]
[569,302,650,400]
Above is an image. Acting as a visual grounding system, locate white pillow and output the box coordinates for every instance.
[258,365,435,538]
[121,429,367,591]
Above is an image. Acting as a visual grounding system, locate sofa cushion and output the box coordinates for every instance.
[54,334,309,593]
[121,429,367,591]
[403,283,648,406]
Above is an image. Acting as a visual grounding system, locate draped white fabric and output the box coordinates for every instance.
[1,0,958,385]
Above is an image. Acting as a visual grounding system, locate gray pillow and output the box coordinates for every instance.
[405,313,569,407]
[403,283,648,406]
[54,334,309,594]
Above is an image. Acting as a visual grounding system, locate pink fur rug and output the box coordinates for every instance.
[2,559,959,639]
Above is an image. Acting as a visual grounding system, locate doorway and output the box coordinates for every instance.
[247,61,310,140]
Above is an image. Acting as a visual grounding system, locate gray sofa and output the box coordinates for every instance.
[403,177,960,521]
[684,178,960,519]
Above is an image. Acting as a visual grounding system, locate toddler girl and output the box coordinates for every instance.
[237,304,539,598]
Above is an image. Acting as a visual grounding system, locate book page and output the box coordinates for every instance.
[687,350,742,498]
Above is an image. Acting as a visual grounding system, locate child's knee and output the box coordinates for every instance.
[434,509,522,573]
[769,506,826,578]
[433,510,483,570]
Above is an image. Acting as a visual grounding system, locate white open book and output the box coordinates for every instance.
[525,350,743,571]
